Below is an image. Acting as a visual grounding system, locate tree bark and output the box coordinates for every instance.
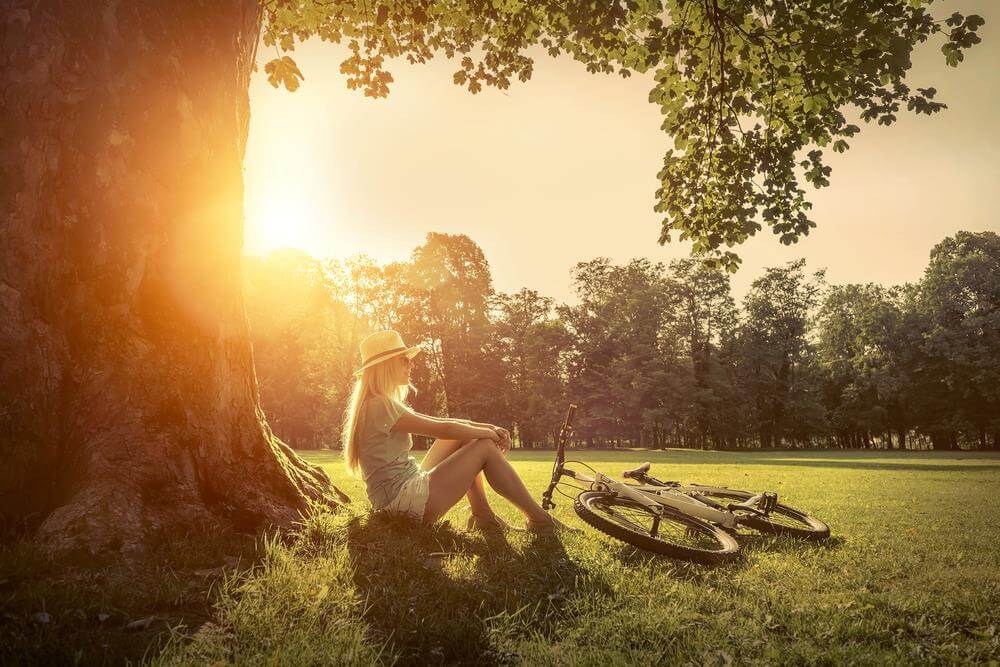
[0,0,346,556]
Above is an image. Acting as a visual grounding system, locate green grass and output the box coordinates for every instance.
[4,449,999,664]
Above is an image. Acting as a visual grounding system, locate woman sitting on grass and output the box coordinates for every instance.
[342,329,566,533]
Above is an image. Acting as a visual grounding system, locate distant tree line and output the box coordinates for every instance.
[245,231,1000,451]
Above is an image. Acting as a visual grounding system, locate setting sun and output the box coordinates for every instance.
[242,118,344,258]
[244,187,324,256]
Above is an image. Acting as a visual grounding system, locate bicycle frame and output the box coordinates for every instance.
[561,466,741,530]
[542,405,748,531]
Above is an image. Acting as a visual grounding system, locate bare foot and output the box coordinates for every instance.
[525,514,581,534]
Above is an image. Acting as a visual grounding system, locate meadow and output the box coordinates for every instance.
[3,449,999,665]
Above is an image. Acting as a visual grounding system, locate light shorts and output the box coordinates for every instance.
[384,470,430,521]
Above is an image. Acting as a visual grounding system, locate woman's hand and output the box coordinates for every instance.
[494,427,512,454]
[475,426,500,442]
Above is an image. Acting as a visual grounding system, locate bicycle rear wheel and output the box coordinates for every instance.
[693,489,830,541]
[573,491,740,565]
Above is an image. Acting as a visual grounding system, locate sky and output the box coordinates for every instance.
[243,1,999,303]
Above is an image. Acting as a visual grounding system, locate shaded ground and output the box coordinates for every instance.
[0,526,262,665]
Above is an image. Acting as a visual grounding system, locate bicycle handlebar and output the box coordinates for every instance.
[560,403,577,437]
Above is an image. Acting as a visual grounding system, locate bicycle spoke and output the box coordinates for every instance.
[574,490,741,563]
[758,507,813,530]
[590,497,727,552]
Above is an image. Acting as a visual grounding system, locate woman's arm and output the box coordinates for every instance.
[456,418,511,451]
[392,410,497,442]
[454,417,494,430]
[402,412,494,433]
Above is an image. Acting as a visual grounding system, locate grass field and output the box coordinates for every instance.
[3,449,999,664]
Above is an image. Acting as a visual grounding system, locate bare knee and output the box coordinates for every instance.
[469,438,498,460]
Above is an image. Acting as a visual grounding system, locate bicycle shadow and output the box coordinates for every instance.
[597,532,846,582]
[736,532,846,556]
[344,512,599,665]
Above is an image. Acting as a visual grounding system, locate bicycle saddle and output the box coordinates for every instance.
[622,462,651,479]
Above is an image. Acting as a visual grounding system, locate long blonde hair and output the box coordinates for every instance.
[341,358,412,478]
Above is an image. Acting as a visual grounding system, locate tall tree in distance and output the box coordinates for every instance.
[344,256,408,332]
[244,250,359,449]
[912,232,1000,450]
[736,260,827,447]
[405,234,498,421]
[563,259,671,446]
[816,284,914,448]
[491,289,571,447]
[661,259,741,448]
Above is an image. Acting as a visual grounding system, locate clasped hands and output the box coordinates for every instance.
[490,426,512,453]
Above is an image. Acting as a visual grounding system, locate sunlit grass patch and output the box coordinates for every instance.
[156,528,378,665]
[299,448,1000,664]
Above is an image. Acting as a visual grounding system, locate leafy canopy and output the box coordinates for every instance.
[261,0,984,271]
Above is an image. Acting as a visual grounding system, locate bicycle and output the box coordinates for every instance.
[540,404,831,564]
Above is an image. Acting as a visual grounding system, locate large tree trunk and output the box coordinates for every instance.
[0,0,346,556]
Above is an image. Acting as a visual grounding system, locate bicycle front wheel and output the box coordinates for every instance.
[573,491,740,565]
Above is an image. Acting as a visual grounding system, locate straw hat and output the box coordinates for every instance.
[353,330,422,377]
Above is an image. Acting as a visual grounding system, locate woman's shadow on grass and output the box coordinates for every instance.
[344,512,846,661]
[344,512,600,665]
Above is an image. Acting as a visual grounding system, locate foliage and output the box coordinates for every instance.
[259,0,984,269]
[734,258,828,446]
[816,283,913,447]
[245,231,1000,451]
[405,233,498,419]
[911,231,1000,449]
[661,258,741,446]
[490,289,571,447]
[560,258,673,446]
[244,250,358,448]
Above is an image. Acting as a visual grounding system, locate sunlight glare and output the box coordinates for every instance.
[245,187,325,257]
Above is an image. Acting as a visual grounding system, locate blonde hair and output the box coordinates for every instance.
[341,357,412,478]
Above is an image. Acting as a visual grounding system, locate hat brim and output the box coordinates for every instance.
[353,345,422,377]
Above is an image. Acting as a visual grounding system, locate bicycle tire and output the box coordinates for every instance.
[573,491,740,565]
[692,489,830,541]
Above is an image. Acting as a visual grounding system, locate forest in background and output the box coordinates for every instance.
[245,230,999,452]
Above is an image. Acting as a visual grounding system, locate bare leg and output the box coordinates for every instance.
[421,438,494,519]
[423,439,551,524]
